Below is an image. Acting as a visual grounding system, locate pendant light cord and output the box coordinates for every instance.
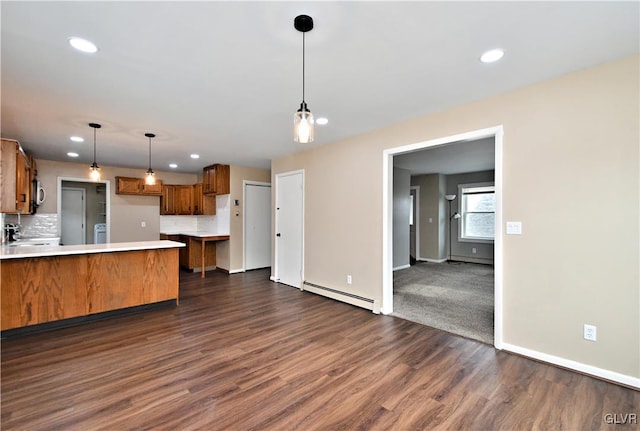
[148,136,152,169]
[302,31,306,107]
[93,127,97,164]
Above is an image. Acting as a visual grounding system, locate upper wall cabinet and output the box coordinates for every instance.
[115,176,163,196]
[1,138,33,214]
[202,164,230,195]
[161,183,215,216]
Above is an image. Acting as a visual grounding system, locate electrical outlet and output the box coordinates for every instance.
[141,221,146,228]
[347,275,352,284]
[472,247,477,254]
[583,324,597,341]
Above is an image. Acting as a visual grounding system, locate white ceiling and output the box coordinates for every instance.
[1,2,638,174]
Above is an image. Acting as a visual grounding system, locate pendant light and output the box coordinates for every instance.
[293,14,314,144]
[144,133,156,185]
[88,123,101,181]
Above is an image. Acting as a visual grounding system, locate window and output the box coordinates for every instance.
[458,183,495,241]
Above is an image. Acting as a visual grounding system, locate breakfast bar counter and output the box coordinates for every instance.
[159,232,229,278]
[1,240,185,332]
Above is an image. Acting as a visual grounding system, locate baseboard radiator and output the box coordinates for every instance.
[302,281,377,312]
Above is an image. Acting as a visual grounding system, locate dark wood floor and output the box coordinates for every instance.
[2,269,638,430]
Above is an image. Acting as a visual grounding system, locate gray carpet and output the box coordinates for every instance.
[392,261,494,344]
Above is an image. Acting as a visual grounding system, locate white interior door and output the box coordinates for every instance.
[61,187,86,245]
[275,171,304,288]
[245,182,272,270]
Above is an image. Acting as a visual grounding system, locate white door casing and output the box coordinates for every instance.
[244,182,272,270]
[382,125,503,350]
[274,170,304,288]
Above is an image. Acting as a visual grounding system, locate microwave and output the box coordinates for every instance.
[31,180,46,213]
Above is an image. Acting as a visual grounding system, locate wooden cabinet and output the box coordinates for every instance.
[160,183,215,215]
[1,248,180,331]
[159,234,225,272]
[160,185,176,215]
[161,234,188,268]
[1,138,32,214]
[115,176,163,196]
[186,237,217,271]
[141,181,163,195]
[193,183,203,214]
[175,185,193,215]
[161,185,195,215]
[202,164,230,195]
[192,183,216,215]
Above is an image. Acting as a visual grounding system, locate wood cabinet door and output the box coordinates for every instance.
[0,139,31,214]
[161,185,176,215]
[192,183,203,214]
[175,185,193,215]
[15,148,30,213]
[187,237,216,270]
[0,140,17,213]
[116,177,142,194]
[203,165,215,194]
[140,180,163,196]
[215,164,230,194]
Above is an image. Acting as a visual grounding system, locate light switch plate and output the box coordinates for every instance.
[506,221,522,235]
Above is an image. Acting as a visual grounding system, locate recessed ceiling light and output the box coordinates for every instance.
[480,48,504,64]
[67,152,79,157]
[316,117,328,125]
[190,154,200,159]
[70,136,84,142]
[169,163,178,169]
[69,37,98,53]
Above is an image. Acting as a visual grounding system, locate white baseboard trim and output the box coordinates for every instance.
[501,342,640,389]
[450,256,494,265]
[269,276,277,282]
[418,257,447,263]
[393,264,410,271]
[302,281,376,313]
[228,269,245,274]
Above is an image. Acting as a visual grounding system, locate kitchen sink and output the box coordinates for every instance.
[7,237,60,247]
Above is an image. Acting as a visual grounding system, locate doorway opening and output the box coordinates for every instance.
[382,126,503,349]
[57,177,111,245]
[243,181,272,271]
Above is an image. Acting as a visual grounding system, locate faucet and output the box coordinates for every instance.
[4,223,20,242]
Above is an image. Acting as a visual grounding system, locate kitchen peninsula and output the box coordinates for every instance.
[1,240,184,332]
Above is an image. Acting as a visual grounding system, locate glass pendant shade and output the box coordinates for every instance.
[145,169,156,185]
[294,102,314,144]
[89,162,101,181]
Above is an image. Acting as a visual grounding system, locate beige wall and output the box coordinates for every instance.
[272,55,639,380]
[216,165,271,272]
[35,159,197,242]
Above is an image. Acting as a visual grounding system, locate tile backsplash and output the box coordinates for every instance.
[159,195,230,235]
[3,213,58,238]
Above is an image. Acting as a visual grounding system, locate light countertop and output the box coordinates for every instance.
[160,231,230,238]
[0,240,185,260]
